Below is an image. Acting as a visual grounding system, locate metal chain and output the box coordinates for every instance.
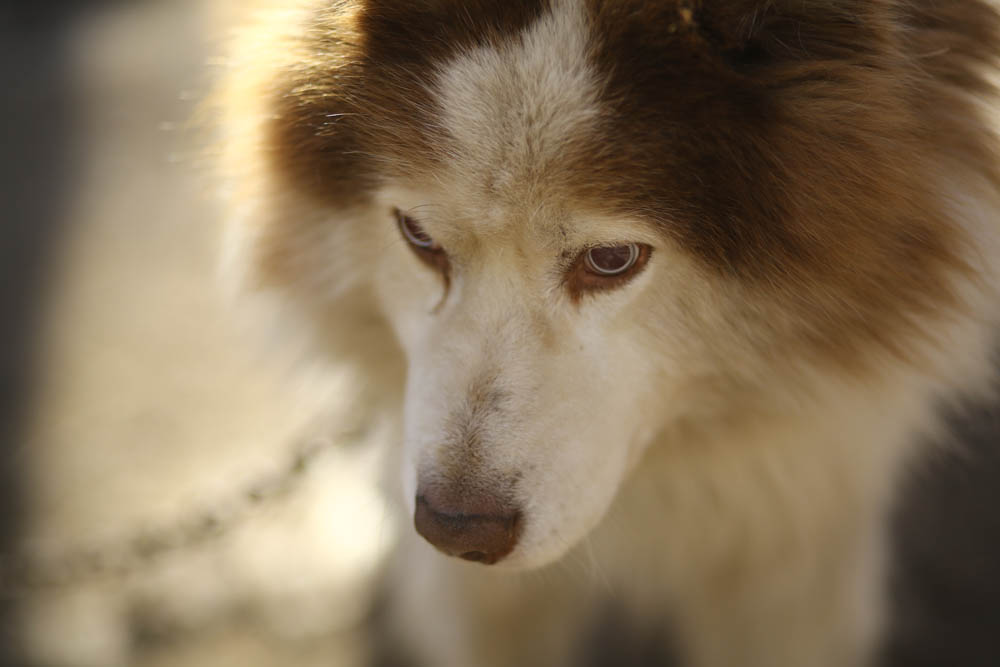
[0,433,346,597]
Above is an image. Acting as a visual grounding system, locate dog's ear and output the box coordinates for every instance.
[587,0,896,76]
[695,0,895,69]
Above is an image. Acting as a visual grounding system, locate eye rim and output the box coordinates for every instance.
[566,242,651,302]
[394,207,451,281]
[584,243,641,277]
[397,208,439,251]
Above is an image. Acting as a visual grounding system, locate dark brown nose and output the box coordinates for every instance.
[414,485,522,565]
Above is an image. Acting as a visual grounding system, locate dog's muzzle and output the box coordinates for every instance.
[414,484,522,565]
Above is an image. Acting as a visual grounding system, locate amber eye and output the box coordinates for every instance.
[397,210,439,250]
[584,244,641,276]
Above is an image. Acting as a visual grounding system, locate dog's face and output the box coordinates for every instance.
[366,4,714,567]
[223,0,993,567]
[377,191,681,568]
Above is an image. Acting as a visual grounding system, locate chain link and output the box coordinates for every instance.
[0,434,345,597]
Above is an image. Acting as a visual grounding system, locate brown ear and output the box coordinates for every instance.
[695,0,895,68]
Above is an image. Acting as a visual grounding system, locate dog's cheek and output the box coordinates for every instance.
[371,244,447,356]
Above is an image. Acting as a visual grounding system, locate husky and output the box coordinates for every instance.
[214,1,1000,666]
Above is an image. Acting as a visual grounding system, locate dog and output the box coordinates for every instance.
[213,1,1000,665]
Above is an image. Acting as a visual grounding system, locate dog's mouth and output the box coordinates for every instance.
[412,483,524,565]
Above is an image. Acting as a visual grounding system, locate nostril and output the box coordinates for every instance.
[414,489,522,565]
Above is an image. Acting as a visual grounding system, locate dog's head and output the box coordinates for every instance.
[221,0,997,567]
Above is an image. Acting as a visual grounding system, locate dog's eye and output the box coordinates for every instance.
[398,210,438,250]
[584,244,640,276]
[567,243,651,301]
[395,208,450,278]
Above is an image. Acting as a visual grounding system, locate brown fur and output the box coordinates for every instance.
[258,0,1000,377]
[268,0,551,204]
[579,0,997,371]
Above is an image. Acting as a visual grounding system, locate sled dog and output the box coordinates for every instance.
[215,1,1000,665]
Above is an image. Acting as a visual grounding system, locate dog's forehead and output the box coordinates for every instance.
[352,0,713,235]
[272,0,708,219]
[397,0,600,238]
[430,0,600,233]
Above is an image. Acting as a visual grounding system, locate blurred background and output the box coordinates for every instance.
[2,1,394,665]
[2,1,1000,667]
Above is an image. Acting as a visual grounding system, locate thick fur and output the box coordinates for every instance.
[213,1,1000,666]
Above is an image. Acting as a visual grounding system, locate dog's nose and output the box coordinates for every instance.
[414,486,522,565]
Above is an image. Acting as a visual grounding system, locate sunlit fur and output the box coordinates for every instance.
[214,1,1000,665]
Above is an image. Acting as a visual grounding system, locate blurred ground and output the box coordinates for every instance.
[3,2,391,665]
